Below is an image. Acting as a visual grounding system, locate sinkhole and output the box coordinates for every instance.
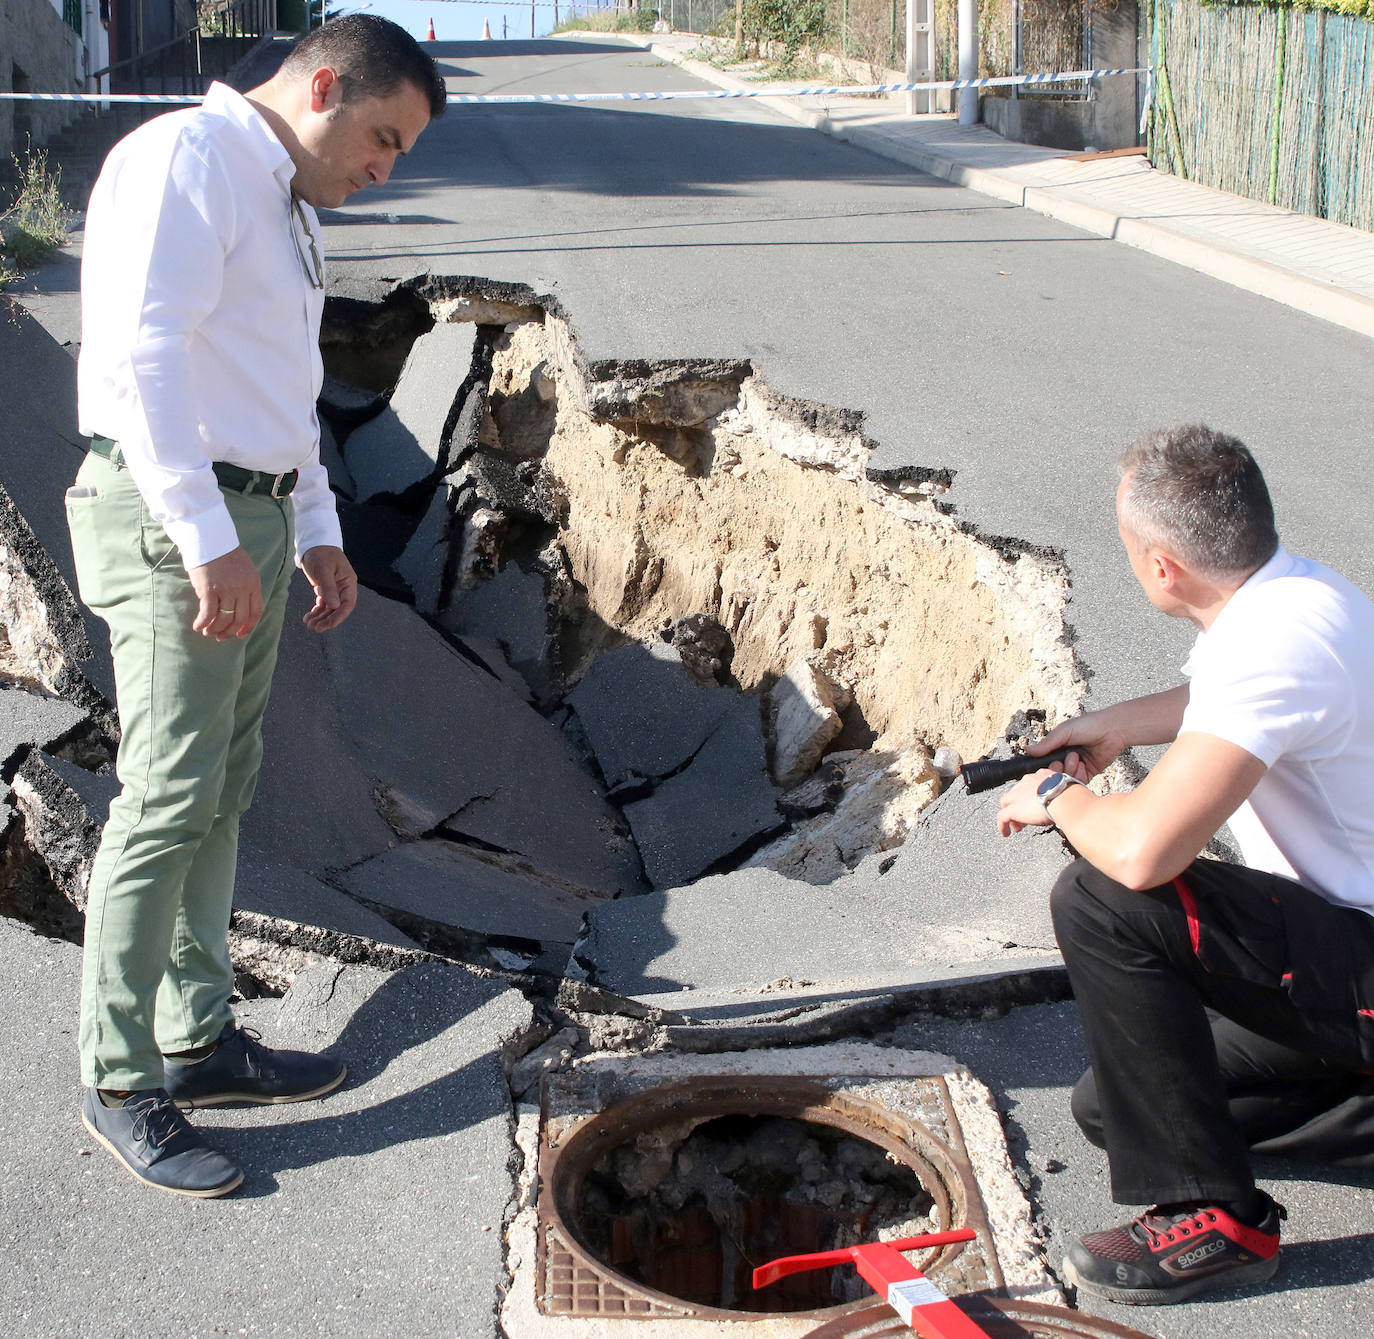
[314,277,1082,938]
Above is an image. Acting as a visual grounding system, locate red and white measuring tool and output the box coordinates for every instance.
[752,1228,994,1338]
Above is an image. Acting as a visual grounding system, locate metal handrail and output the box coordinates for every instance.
[90,0,279,99]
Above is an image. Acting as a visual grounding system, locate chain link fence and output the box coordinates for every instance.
[662,0,1091,86]
[935,0,1090,87]
[658,0,739,35]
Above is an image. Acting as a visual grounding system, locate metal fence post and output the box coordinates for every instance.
[906,0,933,114]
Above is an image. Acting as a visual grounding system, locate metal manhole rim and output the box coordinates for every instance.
[538,1073,1000,1324]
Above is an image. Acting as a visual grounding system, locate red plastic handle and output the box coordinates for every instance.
[751,1227,977,1289]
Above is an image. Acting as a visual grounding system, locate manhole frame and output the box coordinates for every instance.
[537,1073,1002,1323]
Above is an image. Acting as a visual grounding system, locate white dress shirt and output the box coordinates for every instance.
[78,82,342,569]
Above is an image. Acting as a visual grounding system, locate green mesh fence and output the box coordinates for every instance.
[1150,0,1374,230]
[934,0,1090,90]
[659,0,740,34]
[827,0,908,72]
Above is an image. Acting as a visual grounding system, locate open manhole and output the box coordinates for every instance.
[537,1074,1003,1322]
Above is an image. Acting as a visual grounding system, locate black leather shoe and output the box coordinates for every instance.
[81,1087,243,1197]
[163,1023,346,1109]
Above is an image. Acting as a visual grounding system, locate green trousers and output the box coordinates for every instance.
[66,450,294,1090]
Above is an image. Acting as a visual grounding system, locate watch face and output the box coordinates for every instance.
[1036,773,1065,799]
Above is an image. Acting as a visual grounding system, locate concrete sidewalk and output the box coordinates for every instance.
[628,31,1374,342]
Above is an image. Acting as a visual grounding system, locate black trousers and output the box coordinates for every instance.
[1051,857,1374,1207]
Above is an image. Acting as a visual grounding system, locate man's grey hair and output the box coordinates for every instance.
[1118,425,1278,578]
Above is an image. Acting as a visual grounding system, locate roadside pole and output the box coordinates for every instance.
[958,0,978,124]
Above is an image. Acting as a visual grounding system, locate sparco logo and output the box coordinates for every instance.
[1174,1240,1228,1269]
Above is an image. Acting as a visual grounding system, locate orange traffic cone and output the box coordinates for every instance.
[425,17,436,39]
[481,19,492,38]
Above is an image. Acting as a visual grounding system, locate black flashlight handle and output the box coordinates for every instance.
[961,745,1076,795]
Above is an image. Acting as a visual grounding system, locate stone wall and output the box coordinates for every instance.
[1,0,85,161]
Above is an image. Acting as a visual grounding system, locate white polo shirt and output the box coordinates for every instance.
[78,82,342,569]
[1180,546,1374,913]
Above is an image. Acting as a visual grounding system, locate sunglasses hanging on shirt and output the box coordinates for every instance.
[291,197,324,290]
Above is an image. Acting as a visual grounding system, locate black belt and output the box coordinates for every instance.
[88,435,298,500]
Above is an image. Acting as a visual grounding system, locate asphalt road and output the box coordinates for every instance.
[7,37,1373,1339]
[321,36,1374,719]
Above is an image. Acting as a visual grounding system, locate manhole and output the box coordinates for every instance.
[801,1299,1156,1339]
[537,1073,1002,1322]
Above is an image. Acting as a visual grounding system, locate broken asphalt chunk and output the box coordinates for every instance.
[566,640,736,792]
[245,584,399,874]
[320,587,643,896]
[339,838,604,960]
[393,482,454,615]
[439,562,554,700]
[0,302,113,713]
[623,695,781,889]
[230,843,422,958]
[581,780,1073,1016]
[341,321,479,502]
[0,687,91,781]
[317,373,388,436]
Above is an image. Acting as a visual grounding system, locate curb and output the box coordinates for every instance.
[619,33,1374,343]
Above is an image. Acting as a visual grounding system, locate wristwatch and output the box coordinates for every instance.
[1036,771,1084,821]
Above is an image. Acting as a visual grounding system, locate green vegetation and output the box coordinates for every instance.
[740,0,830,69]
[1204,0,1374,19]
[0,147,72,284]
[553,5,660,33]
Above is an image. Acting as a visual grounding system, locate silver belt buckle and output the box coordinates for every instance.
[269,472,290,500]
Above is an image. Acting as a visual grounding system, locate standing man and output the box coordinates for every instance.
[68,16,445,1197]
[997,425,1374,1304]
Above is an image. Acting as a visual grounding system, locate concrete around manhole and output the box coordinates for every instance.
[504,1045,1060,1339]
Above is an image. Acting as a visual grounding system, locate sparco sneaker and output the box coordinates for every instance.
[81,1087,243,1197]
[163,1023,346,1109]
[1063,1194,1285,1305]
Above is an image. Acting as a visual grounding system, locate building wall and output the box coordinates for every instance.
[1,0,86,160]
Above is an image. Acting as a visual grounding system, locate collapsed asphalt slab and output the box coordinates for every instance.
[2,305,643,975]
[0,298,113,714]
[576,779,1072,1025]
[0,915,534,1338]
[343,320,479,502]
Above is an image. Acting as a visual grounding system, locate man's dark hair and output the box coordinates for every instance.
[1118,425,1278,577]
[281,15,446,119]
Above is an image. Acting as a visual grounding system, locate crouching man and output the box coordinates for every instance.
[997,424,1374,1305]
